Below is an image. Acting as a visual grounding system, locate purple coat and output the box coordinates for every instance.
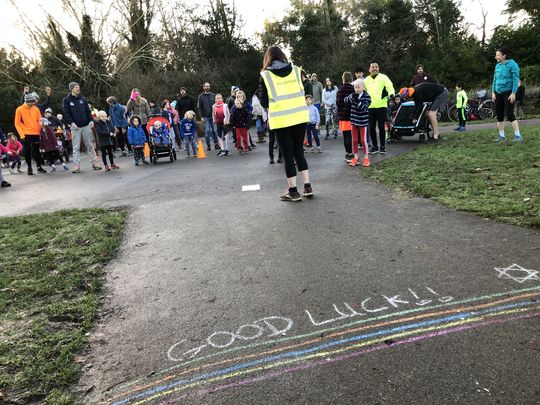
[39,127,59,152]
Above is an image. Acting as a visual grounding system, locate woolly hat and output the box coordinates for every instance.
[31,92,40,101]
[399,87,415,98]
[45,107,53,114]
[68,82,79,91]
[24,93,37,103]
[231,86,239,93]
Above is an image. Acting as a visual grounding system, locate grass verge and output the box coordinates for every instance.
[364,126,540,227]
[0,208,127,404]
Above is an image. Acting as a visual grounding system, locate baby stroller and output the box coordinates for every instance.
[390,101,432,143]
[146,115,177,164]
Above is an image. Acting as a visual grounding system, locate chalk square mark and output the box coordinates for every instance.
[242,184,261,192]
[494,263,539,283]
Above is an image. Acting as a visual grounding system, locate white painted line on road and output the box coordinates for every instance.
[242,184,261,192]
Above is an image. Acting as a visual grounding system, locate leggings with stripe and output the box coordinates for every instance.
[351,125,368,156]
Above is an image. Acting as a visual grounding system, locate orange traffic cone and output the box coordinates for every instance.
[144,142,150,158]
[196,140,207,159]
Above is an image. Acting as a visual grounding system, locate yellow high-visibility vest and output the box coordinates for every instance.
[260,64,309,130]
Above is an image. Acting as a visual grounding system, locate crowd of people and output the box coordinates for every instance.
[0,47,524,201]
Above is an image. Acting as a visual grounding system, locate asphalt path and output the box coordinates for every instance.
[1,123,539,405]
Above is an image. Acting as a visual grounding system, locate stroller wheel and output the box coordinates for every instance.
[419,134,426,143]
[170,154,174,162]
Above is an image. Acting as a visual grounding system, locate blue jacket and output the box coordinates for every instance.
[62,93,92,127]
[492,59,520,94]
[128,123,147,147]
[109,102,128,128]
[308,105,320,125]
[180,118,197,138]
[344,91,371,127]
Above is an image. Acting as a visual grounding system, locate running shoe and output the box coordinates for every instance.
[513,135,523,142]
[349,158,359,167]
[280,190,302,202]
[379,147,386,155]
[303,185,314,198]
[363,157,370,167]
[369,147,379,155]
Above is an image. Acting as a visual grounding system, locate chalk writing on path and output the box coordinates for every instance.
[495,264,539,284]
[167,317,293,361]
[167,286,452,362]
[305,287,453,326]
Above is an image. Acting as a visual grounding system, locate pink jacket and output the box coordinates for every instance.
[212,102,230,125]
[6,140,23,155]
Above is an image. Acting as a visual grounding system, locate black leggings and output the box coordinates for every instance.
[23,136,43,170]
[268,130,282,160]
[342,130,352,154]
[116,127,131,152]
[44,150,64,165]
[495,91,516,122]
[275,123,308,178]
[369,107,387,149]
[101,145,114,166]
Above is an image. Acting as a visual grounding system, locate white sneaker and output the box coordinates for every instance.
[50,165,56,172]
[9,168,15,174]
[317,146,322,153]
[63,163,69,171]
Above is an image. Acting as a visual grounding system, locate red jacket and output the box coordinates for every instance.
[6,140,23,155]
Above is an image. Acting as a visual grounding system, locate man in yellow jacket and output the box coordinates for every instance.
[364,61,395,155]
[14,93,45,175]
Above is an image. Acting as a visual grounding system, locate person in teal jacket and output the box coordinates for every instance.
[491,48,522,142]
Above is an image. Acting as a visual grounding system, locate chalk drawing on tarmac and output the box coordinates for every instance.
[305,287,453,326]
[167,317,293,361]
[167,287,452,361]
[495,263,539,283]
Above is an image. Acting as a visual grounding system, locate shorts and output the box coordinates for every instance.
[430,88,449,112]
[339,121,352,131]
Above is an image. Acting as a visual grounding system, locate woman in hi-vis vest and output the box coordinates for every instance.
[259,46,314,202]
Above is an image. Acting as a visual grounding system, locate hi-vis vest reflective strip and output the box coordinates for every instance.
[261,64,309,130]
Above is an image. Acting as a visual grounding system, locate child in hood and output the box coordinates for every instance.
[95,111,119,171]
[6,133,23,173]
[39,118,69,172]
[127,115,148,165]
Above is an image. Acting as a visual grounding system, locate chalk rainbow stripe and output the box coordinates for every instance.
[160,310,540,404]
[111,300,539,404]
[107,285,540,399]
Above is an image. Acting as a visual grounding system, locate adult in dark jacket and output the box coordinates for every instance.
[175,88,196,119]
[336,72,355,160]
[62,82,101,172]
[399,82,448,141]
[107,96,130,155]
[197,82,218,150]
[409,65,437,87]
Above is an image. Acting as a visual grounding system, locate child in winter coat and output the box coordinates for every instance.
[95,111,119,170]
[6,133,23,173]
[235,90,256,148]
[0,142,10,188]
[212,93,230,157]
[306,95,322,153]
[39,118,68,172]
[180,111,198,158]
[344,79,371,167]
[230,99,251,154]
[150,120,170,147]
[127,115,148,165]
